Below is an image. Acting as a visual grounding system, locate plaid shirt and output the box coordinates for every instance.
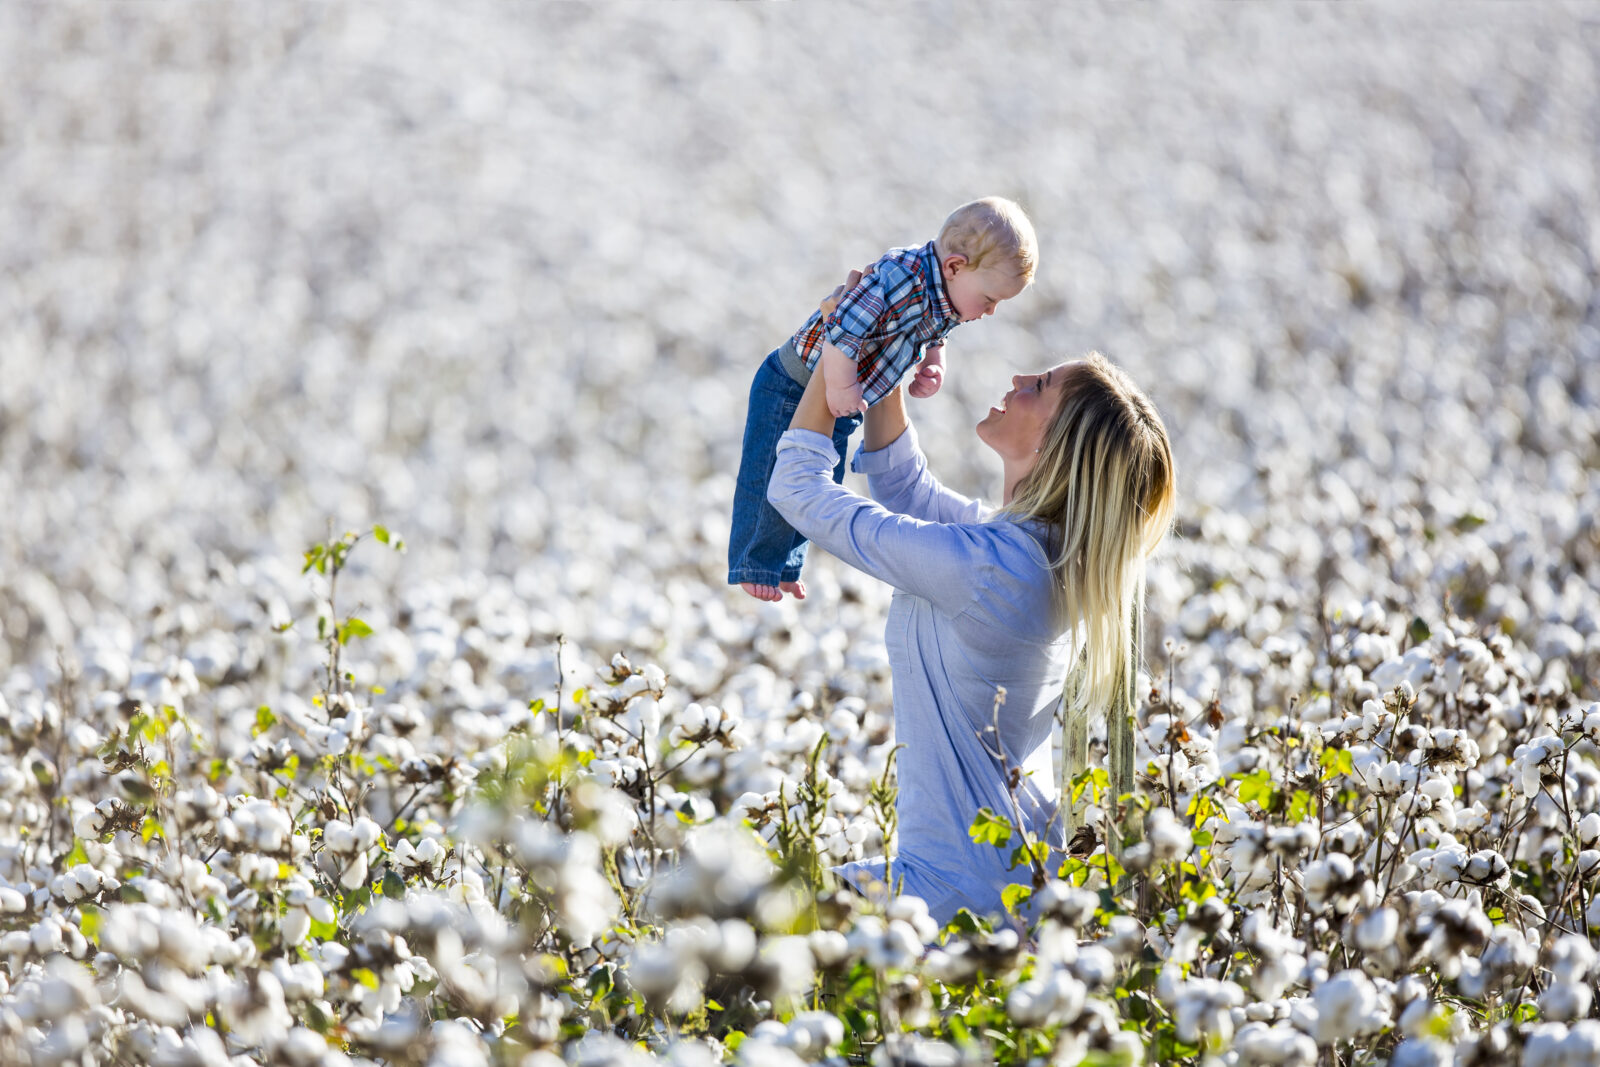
[790,240,960,408]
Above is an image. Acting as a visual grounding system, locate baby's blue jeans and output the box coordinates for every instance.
[728,344,862,587]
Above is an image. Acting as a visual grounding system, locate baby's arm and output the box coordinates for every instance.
[907,341,945,399]
[820,340,865,417]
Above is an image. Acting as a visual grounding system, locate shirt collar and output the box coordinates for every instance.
[918,240,960,328]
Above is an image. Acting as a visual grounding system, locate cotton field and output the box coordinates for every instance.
[1,5,1598,1066]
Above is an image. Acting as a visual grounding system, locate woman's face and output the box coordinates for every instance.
[976,362,1073,461]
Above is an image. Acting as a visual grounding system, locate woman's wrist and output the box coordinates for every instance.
[862,385,909,452]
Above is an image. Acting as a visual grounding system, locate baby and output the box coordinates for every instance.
[729,197,1038,602]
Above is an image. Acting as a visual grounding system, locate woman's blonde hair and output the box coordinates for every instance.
[937,197,1038,283]
[1001,353,1176,717]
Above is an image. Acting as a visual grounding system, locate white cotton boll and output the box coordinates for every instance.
[1104,916,1146,959]
[1540,982,1592,1022]
[1579,813,1600,848]
[1353,908,1399,952]
[1389,1037,1453,1067]
[282,908,311,947]
[323,820,357,854]
[30,919,64,955]
[74,809,106,839]
[1313,970,1383,1044]
[784,1011,844,1057]
[709,920,756,972]
[1549,933,1597,986]
[1072,945,1116,991]
[1235,1022,1317,1067]
[351,817,382,851]
[807,929,850,968]
[340,853,369,891]
[0,887,25,913]
[1147,808,1193,862]
[885,895,938,943]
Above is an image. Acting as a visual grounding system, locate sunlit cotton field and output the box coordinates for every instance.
[1,4,1599,1066]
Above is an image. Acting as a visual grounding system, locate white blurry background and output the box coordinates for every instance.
[0,4,1596,703]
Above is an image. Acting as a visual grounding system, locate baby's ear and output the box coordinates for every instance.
[942,254,969,277]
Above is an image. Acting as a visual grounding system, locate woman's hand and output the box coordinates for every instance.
[820,269,866,318]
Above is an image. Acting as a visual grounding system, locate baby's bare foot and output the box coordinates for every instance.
[779,580,806,601]
[740,582,782,603]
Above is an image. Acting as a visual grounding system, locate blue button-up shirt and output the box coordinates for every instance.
[767,422,1074,924]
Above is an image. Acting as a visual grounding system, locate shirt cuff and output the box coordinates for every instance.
[776,428,842,463]
[823,322,864,361]
[851,422,921,475]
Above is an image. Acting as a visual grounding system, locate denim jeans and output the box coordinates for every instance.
[728,345,862,586]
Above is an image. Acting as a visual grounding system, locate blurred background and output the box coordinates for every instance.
[1,4,1596,700]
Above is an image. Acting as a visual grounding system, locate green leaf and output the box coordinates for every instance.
[1001,882,1033,914]
[1287,789,1315,824]
[79,906,102,943]
[380,871,407,900]
[373,525,390,544]
[254,706,277,737]
[1409,617,1432,645]
[310,916,338,941]
[337,617,374,644]
[588,965,615,997]
[968,807,1015,849]
[946,908,984,935]
[1192,830,1214,847]
[352,967,380,990]
[1236,768,1277,809]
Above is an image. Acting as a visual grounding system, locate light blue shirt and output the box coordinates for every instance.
[767,424,1074,924]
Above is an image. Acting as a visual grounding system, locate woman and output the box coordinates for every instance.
[766,302,1176,924]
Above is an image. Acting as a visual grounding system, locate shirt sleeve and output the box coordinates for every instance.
[851,423,991,525]
[823,256,910,363]
[767,429,993,615]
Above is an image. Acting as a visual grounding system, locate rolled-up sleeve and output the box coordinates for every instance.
[851,424,989,525]
[767,429,986,615]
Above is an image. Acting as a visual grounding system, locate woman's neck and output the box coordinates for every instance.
[1000,456,1036,506]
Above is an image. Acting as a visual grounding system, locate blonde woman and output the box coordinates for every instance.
[767,278,1176,923]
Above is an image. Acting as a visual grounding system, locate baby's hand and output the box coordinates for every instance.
[826,380,865,418]
[908,342,944,399]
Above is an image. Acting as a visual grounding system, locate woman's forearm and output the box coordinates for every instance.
[789,361,838,436]
[863,384,909,453]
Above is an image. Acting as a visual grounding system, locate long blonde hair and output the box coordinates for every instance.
[1001,353,1176,716]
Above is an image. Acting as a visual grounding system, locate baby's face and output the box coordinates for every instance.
[944,260,1028,323]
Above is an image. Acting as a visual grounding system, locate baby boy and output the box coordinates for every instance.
[729,197,1038,601]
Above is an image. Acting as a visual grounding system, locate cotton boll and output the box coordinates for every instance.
[281,908,312,947]
[339,853,369,891]
[1312,970,1385,1044]
[1352,908,1398,951]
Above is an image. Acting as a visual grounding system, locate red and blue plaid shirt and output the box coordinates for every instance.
[790,240,960,408]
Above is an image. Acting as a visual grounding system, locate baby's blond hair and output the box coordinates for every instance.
[936,197,1038,283]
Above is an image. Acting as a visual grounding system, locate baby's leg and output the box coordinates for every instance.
[730,352,808,601]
